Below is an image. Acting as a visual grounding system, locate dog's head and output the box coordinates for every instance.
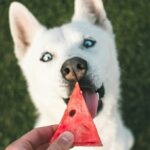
[9,0,120,118]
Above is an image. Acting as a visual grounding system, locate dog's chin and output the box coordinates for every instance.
[62,79,105,119]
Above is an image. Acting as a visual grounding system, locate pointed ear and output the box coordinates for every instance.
[9,2,42,60]
[72,0,112,33]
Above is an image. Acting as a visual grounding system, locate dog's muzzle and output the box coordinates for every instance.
[61,57,105,118]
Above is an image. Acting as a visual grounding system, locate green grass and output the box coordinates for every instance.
[0,0,149,149]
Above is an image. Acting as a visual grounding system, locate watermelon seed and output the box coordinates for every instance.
[69,109,76,117]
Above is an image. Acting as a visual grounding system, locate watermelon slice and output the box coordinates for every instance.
[50,82,102,146]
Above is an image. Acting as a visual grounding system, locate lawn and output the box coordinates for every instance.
[0,0,149,149]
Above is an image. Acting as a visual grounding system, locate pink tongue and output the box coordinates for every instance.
[83,90,99,118]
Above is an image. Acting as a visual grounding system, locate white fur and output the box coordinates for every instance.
[9,0,134,150]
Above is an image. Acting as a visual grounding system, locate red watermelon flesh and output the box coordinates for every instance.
[50,82,102,146]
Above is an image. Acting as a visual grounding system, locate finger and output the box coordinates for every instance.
[6,125,58,150]
[36,143,49,150]
[47,131,74,150]
[21,125,58,148]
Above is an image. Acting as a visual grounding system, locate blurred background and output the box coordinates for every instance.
[0,0,149,149]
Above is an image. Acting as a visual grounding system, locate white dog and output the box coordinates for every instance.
[9,0,134,149]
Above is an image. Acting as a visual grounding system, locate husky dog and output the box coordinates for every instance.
[9,0,134,149]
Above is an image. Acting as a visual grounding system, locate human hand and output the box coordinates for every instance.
[5,125,74,150]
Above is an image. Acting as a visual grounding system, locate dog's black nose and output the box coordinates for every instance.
[61,57,88,81]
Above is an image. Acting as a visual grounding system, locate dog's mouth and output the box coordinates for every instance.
[63,79,105,118]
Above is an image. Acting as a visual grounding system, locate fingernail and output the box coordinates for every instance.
[60,131,74,143]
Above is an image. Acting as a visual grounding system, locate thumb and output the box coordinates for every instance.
[47,131,74,150]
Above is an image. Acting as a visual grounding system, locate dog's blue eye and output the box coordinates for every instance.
[40,52,53,62]
[83,38,96,48]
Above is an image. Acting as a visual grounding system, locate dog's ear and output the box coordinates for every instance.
[72,0,112,33]
[9,2,43,60]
